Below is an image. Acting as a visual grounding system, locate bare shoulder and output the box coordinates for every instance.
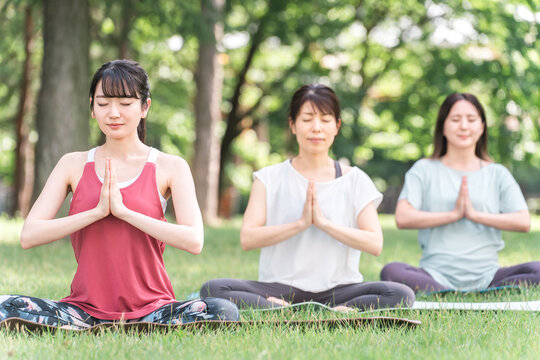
[155,151,191,176]
[59,151,87,163]
[56,151,87,173]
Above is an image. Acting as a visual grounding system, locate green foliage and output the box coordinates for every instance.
[1,0,540,215]
[0,1,42,186]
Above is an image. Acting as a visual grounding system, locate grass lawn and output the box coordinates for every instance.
[1,214,539,359]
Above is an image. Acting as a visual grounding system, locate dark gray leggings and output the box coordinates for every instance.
[379,261,540,293]
[200,279,415,311]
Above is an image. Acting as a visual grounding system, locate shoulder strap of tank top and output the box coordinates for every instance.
[147,147,158,164]
[334,160,342,178]
[86,147,97,163]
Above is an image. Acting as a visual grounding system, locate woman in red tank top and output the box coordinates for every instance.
[0,60,238,329]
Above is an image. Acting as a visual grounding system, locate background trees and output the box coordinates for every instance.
[0,0,539,217]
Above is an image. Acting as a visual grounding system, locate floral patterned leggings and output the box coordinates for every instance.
[0,295,239,330]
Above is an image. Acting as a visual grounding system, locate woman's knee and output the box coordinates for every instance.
[380,262,407,281]
[390,282,415,307]
[203,297,239,321]
[200,279,225,298]
[200,278,240,299]
[526,261,540,283]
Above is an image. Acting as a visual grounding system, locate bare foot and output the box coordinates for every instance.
[332,305,357,313]
[59,324,76,330]
[266,297,290,307]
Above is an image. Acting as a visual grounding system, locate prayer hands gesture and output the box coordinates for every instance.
[299,180,328,230]
[96,158,128,219]
[454,176,477,222]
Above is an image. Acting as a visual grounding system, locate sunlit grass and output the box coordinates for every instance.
[1,215,539,359]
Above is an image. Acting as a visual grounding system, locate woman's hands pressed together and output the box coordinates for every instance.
[299,180,329,230]
[95,157,128,220]
[453,175,478,222]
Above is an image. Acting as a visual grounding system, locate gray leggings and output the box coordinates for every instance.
[380,261,540,293]
[200,279,415,311]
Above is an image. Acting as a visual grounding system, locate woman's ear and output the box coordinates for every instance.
[142,98,151,118]
[289,117,296,134]
[336,118,342,134]
[90,97,95,118]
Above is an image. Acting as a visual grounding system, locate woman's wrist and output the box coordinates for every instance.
[296,218,311,231]
[90,206,109,221]
[465,208,479,223]
[451,209,463,223]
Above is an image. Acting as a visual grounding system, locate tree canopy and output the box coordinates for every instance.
[0,0,539,216]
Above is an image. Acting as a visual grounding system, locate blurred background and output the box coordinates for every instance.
[1,0,539,224]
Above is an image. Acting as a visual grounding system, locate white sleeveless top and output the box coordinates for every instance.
[87,147,168,213]
[255,160,383,292]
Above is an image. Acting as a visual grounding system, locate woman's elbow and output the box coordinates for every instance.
[239,231,252,251]
[20,228,34,249]
[186,230,204,254]
[187,241,203,255]
[371,246,382,257]
[366,235,383,256]
[395,214,409,229]
[519,219,531,233]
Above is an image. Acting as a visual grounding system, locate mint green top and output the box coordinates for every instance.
[399,159,528,290]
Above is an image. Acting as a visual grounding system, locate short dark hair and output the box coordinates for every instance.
[89,59,150,143]
[431,93,490,160]
[288,84,341,123]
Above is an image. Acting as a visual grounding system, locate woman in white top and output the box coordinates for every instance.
[381,93,540,292]
[200,84,414,311]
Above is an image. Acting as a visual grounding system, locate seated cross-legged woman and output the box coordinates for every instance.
[381,93,540,293]
[0,60,238,329]
[200,84,415,311]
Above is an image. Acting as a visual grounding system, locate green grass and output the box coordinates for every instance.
[1,214,539,359]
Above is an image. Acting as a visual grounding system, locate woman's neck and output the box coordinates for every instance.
[101,137,147,160]
[440,147,482,171]
[292,150,334,181]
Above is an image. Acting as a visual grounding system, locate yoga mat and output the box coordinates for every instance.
[412,300,540,311]
[0,316,420,333]
[242,300,540,313]
[423,285,521,296]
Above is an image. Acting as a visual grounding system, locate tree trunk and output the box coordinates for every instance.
[192,0,225,224]
[33,0,89,205]
[13,6,36,217]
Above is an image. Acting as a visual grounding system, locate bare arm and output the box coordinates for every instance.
[239,178,311,251]
[396,175,530,232]
[461,176,530,232]
[466,210,530,232]
[312,184,383,256]
[20,153,110,249]
[109,156,204,254]
[395,199,462,229]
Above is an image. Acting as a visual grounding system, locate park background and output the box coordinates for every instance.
[1,0,540,223]
[1,2,540,359]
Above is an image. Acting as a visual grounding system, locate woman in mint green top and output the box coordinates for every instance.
[380,93,540,292]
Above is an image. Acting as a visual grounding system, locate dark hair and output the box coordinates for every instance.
[89,59,150,143]
[288,84,341,123]
[431,93,490,160]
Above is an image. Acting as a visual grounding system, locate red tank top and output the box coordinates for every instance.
[62,148,176,320]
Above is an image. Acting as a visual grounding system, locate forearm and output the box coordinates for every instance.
[317,220,383,255]
[240,221,307,251]
[468,210,530,232]
[395,207,461,229]
[20,208,104,249]
[119,208,204,254]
